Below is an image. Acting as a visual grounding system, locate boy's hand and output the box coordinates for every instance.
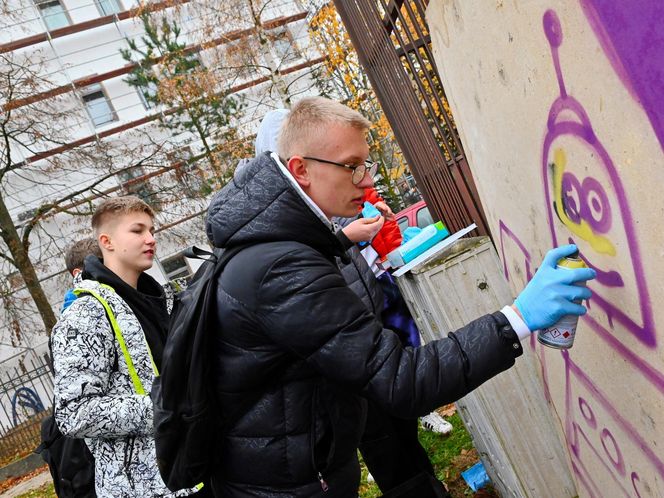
[373,201,395,221]
[514,244,596,331]
[342,216,385,243]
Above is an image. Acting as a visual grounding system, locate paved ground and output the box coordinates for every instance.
[0,469,51,498]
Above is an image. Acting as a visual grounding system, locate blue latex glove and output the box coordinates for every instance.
[514,244,596,331]
[362,201,381,219]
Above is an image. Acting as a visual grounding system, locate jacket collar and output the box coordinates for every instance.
[206,152,345,260]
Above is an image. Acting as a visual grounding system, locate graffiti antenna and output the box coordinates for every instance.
[543,9,567,98]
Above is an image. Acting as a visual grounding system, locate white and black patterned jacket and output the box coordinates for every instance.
[51,279,194,498]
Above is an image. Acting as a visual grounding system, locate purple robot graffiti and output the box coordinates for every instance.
[562,351,663,498]
[541,10,655,356]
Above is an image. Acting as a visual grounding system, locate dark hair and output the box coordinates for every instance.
[64,237,102,275]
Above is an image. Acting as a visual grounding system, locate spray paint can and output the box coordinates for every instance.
[537,252,587,349]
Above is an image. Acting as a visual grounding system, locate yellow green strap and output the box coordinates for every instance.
[97,285,159,379]
[73,286,157,395]
[74,287,202,491]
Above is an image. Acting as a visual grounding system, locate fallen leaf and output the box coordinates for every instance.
[437,404,456,418]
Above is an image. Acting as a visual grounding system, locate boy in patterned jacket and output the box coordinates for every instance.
[51,196,198,498]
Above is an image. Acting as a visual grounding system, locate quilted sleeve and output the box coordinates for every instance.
[52,296,154,438]
[256,247,523,418]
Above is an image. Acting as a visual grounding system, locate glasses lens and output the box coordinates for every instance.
[351,164,366,185]
[367,161,378,179]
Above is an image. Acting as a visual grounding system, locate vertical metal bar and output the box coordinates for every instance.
[337,0,470,232]
[374,0,464,225]
[332,0,489,236]
[382,0,450,152]
[399,0,463,155]
[378,0,470,224]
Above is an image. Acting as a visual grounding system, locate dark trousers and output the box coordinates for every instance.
[359,401,444,495]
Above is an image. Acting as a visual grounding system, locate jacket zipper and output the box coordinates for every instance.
[318,471,329,492]
[311,385,329,492]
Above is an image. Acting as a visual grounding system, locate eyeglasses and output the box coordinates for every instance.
[302,156,379,185]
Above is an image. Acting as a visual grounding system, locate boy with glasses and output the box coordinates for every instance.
[204,97,594,497]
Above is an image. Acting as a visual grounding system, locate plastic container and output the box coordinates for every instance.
[387,221,449,268]
[461,461,491,491]
[402,226,422,244]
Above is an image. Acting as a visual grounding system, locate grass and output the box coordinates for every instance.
[14,481,55,498]
[359,412,497,498]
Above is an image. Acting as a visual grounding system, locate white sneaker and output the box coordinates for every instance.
[420,411,453,434]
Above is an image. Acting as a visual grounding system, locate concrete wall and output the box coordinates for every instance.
[426,1,664,497]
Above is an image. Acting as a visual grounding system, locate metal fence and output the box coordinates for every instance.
[0,351,53,465]
[333,0,490,237]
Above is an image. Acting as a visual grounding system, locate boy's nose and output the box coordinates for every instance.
[357,173,374,189]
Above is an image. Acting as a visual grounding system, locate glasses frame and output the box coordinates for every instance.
[302,156,379,185]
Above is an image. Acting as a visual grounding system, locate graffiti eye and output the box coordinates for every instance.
[561,172,582,224]
[582,177,611,233]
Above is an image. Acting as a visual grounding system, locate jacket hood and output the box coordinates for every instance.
[206,152,345,259]
[254,109,289,155]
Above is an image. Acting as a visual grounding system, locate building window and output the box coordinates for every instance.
[81,84,116,127]
[35,0,70,30]
[161,252,192,281]
[95,0,122,16]
[117,167,158,208]
[136,82,158,109]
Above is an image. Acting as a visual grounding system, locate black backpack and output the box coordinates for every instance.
[152,245,245,491]
[37,336,97,498]
[37,289,127,498]
[36,415,96,498]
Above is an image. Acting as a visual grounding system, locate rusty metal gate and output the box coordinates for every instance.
[332,0,489,236]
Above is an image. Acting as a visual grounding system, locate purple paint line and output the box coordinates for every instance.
[498,219,533,282]
[563,351,664,478]
[542,10,655,349]
[570,425,633,497]
[580,0,664,151]
[572,459,601,498]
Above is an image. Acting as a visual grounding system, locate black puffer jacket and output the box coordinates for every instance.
[205,152,523,497]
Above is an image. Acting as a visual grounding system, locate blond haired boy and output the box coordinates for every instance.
[51,196,196,498]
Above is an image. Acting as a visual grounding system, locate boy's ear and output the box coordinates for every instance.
[287,156,311,188]
[98,233,113,252]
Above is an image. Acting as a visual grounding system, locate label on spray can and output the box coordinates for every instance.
[537,254,587,349]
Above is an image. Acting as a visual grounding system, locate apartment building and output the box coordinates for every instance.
[0,0,325,360]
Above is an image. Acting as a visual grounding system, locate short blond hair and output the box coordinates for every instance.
[277,97,371,160]
[92,196,154,235]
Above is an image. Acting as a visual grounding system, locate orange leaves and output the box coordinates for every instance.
[156,67,217,106]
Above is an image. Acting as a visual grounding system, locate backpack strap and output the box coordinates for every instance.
[73,285,156,395]
[183,246,216,261]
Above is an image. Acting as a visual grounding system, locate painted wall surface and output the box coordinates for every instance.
[427,1,664,497]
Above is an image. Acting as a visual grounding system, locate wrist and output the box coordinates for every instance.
[502,305,531,340]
